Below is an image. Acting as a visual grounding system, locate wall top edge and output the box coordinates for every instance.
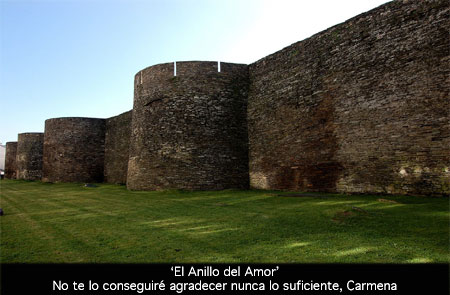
[18,132,44,136]
[45,117,106,122]
[106,110,132,121]
[248,0,418,67]
[135,60,248,77]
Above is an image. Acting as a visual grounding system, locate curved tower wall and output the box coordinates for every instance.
[42,117,106,183]
[104,110,132,184]
[5,142,18,179]
[16,133,44,180]
[127,61,249,190]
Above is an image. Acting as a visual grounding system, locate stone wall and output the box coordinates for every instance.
[5,142,18,179]
[42,117,106,183]
[248,0,449,196]
[16,133,44,180]
[6,0,448,196]
[127,61,249,190]
[104,110,132,184]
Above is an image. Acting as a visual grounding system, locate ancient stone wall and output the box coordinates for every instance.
[248,0,449,195]
[127,61,249,190]
[42,117,106,183]
[104,110,132,184]
[7,0,448,196]
[16,133,44,180]
[5,142,18,179]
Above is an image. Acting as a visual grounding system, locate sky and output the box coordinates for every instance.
[0,0,390,144]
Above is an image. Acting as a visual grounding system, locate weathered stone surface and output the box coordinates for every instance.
[42,117,106,183]
[127,61,249,190]
[248,0,449,196]
[5,142,18,179]
[16,133,44,180]
[104,110,132,184]
[8,1,448,197]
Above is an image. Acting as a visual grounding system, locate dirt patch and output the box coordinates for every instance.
[351,206,369,213]
[332,206,370,223]
[377,198,399,204]
[276,193,332,198]
[332,210,354,223]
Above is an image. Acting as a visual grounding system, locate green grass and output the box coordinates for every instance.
[0,179,448,263]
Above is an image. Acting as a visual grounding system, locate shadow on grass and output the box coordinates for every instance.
[1,180,448,263]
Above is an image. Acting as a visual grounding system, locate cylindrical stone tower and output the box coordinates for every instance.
[16,133,44,180]
[127,61,250,190]
[42,117,106,183]
[5,142,18,179]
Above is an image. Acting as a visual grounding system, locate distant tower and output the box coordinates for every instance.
[5,142,18,179]
[42,117,106,183]
[16,133,44,180]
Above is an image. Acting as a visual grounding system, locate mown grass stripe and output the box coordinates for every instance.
[1,180,448,263]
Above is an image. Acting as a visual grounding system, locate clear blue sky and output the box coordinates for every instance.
[0,0,389,144]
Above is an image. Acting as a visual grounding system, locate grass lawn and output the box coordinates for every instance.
[0,179,448,263]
